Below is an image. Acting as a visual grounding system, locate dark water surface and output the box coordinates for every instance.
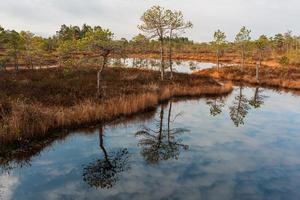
[1,87,300,200]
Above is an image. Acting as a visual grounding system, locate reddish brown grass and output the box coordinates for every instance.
[128,53,285,68]
[196,66,300,90]
[0,67,232,145]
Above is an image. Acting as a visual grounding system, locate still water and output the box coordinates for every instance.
[1,87,300,200]
[109,58,219,73]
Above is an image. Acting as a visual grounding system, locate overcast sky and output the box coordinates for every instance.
[0,0,299,42]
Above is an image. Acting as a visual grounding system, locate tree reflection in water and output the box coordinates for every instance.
[135,101,190,165]
[189,61,197,70]
[82,126,130,189]
[228,86,267,127]
[249,87,266,108]
[206,97,225,117]
[0,132,72,174]
[229,85,251,127]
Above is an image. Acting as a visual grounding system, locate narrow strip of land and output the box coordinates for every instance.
[196,66,300,90]
[0,67,232,147]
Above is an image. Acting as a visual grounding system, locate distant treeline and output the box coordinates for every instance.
[0,22,300,70]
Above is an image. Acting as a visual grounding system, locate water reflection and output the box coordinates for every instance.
[188,61,197,71]
[0,110,157,175]
[135,102,190,164]
[206,96,225,116]
[1,87,300,200]
[0,132,71,173]
[229,86,251,127]
[205,86,268,127]
[249,87,266,108]
[109,58,217,73]
[0,87,270,174]
[82,126,130,189]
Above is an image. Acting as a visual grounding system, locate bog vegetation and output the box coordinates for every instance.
[0,67,232,147]
[0,5,299,147]
[0,7,300,74]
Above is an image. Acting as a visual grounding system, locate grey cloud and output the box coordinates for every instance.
[0,0,299,41]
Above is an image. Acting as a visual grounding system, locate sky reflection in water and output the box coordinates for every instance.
[109,58,218,73]
[1,87,300,200]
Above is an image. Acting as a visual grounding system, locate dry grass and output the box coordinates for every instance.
[197,66,300,90]
[0,84,232,145]
[0,67,232,146]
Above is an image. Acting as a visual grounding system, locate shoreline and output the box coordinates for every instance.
[127,53,283,68]
[0,91,232,163]
[126,53,300,91]
[2,56,300,150]
[0,67,233,148]
[196,66,300,90]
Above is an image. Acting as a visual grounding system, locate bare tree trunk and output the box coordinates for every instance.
[97,70,101,96]
[158,105,164,142]
[259,51,262,68]
[98,126,113,168]
[256,63,259,83]
[169,30,173,79]
[237,85,243,112]
[167,101,172,141]
[99,127,106,157]
[160,38,165,81]
[241,48,245,72]
[216,49,220,69]
[97,55,108,97]
[253,87,259,105]
[256,52,262,83]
